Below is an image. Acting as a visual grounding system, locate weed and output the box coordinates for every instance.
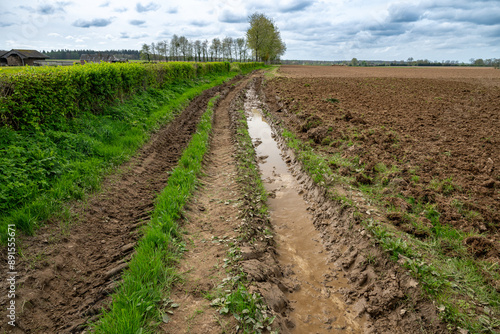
[325,97,340,103]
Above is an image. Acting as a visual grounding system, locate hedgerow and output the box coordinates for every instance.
[0,62,257,130]
[0,61,264,241]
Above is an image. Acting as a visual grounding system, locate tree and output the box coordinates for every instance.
[202,40,208,62]
[246,12,286,63]
[222,36,233,61]
[350,58,358,66]
[140,43,151,61]
[236,38,246,62]
[194,40,202,62]
[211,38,221,61]
[170,35,180,61]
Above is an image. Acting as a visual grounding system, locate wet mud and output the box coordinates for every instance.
[245,86,365,333]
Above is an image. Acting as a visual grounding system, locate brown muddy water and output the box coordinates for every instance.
[244,87,365,333]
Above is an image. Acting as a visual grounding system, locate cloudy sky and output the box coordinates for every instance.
[1,0,499,62]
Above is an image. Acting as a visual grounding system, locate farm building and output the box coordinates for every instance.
[80,53,127,64]
[0,49,50,66]
[0,51,8,66]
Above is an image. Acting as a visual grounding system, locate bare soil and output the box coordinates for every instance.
[267,66,500,248]
[0,79,240,333]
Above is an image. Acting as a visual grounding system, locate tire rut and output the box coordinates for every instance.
[0,78,242,334]
[160,76,254,334]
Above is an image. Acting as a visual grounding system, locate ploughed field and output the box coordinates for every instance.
[268,65,500,247]
[263,65,500,331]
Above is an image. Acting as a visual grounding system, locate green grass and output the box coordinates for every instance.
[94,95,219,333]
[0,67,264,243]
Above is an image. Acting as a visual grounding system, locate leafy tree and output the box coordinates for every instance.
[350,57,358,66]
[246,12,285,63]
[140,43,151,61]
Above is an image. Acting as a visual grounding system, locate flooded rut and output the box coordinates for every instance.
[244,86,365,333]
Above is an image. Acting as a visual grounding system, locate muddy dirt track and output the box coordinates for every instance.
[3,67,496,333]
[0,78,242,333]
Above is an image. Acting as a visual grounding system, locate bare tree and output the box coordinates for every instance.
[178,36,189,61]
[211,38,221,61]
[236,38,247,62]
[194,40,203,62]
[170,35,180,61]
[222,36,233,61]
[202,39,208,62]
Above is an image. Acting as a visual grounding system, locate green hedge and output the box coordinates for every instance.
[0,62,259,130]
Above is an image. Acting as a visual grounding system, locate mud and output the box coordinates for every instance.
[245,85,365,333]
[0,78,241,333]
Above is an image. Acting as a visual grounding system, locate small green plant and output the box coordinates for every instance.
[211,284,275,334]
[324,97,340,103]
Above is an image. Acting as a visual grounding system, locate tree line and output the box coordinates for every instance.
[42,49,141,60]
[141,12,286,63]
[140,36,250,62]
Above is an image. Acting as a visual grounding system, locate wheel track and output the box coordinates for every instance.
[0,78,242,333]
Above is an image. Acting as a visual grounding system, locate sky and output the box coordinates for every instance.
[1,0,499,62]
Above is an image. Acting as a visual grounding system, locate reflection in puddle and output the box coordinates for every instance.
[244,87,363,333]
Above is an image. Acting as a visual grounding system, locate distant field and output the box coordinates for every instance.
[278,65,500,85]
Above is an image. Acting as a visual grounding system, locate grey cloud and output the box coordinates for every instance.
[36,2,71,15]
[100,1,110,7]
[166,7,178,14]
[387,4,422,23]
[120,32,148,39]
[114,7,128,12]
[279,0,313,13]
[0,22,14,27]
[191,20,210,27]
[73,18,113,28]
[130,20,146,26]
[219,10,247,23]
[136,2,160,13]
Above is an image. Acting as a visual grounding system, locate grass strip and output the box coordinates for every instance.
[94,95,219,333]
[205,107,276,334]
[0,66,264,243]
[264,111,500,333]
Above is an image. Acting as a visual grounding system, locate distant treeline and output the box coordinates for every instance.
[43,49,141,60]
[282,58,500,68]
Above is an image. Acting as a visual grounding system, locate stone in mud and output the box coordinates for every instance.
[240,258,276,282]
[256,282,288,313]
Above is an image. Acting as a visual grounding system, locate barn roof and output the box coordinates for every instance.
[2,49,50,59]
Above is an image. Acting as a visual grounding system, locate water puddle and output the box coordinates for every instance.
[244,87,364,333]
